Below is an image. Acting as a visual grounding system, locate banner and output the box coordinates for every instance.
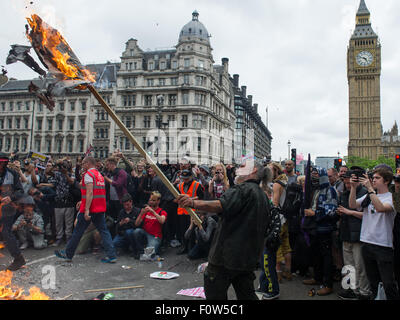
[28,151,50,170]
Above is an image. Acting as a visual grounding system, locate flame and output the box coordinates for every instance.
[26,14,96,83]
[0,242,4,258]
[0,270,50,300]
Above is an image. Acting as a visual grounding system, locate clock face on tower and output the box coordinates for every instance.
[356,51,374,67]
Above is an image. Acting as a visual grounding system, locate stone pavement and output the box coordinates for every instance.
[0,244,339,300]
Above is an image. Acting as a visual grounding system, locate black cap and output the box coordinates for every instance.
[181,170,193,178]
[199,165,210,174]
[350,166,365,172]
[121,193,132,203]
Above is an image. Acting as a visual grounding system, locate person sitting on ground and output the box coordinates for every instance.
[134,191,167,256]
[12,196,46,250]
[113,193,141,258]
[184,211,217,260]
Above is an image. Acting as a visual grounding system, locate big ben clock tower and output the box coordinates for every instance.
[347,0,382,160]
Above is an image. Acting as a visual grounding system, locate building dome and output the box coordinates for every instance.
[178,11,210,44]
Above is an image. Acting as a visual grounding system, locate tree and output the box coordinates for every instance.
[345,156,396,172]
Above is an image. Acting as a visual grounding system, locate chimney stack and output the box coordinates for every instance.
[222,57,229,72]
[248,95,253,106]
[241,86,247,98]
[233,74,239,87]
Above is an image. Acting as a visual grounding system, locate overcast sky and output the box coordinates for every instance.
[1,0,400,162]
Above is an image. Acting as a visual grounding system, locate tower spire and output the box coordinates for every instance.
[357,0,370,16]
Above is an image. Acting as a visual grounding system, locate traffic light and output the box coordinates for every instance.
[291,149,297,162]
[395,154,400,169]
[334,158,343,170]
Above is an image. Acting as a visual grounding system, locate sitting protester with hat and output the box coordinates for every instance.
[12,196,47,250]
[176,169,205,255]
[113,193,141,259]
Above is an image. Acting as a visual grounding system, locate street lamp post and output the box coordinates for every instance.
[287,140,291,161]
[156,95,165,164]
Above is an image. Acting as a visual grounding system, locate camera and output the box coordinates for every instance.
[348,169,365,180]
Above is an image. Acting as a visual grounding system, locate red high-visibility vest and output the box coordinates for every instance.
[80,168,106,214]
[177,180,200,216]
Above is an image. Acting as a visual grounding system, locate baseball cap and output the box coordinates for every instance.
[199,165,210,174]
[181,170,193,178]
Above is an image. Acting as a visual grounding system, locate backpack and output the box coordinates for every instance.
[126,173,136,199]
[276,181,303,220]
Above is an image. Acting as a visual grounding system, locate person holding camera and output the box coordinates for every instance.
[208,163,230,200]
[28,186,56,244]
[0,152,26,271]
[52,159,76,247]
[349,167,399,300]
[12,196,46,250]
[113,193,141,258]
[134,191,167,256]
[336,168,370,300]
[21,160,40,194]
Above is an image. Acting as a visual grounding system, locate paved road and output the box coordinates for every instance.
[0,244,340,301]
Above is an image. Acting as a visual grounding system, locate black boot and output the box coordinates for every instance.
[7,254,26,271]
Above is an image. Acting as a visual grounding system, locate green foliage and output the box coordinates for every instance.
[345,156,396,172]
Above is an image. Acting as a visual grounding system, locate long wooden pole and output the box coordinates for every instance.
[87,85,202,227]
[84,285,144,293]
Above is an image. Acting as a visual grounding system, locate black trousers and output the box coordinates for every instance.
[204,263,258,300]
[362,243,400,300]
[176,214,190,246]
[393,215,400,288]
[310,233,333,288]
[160,200,178,245]
[0,213,21,259]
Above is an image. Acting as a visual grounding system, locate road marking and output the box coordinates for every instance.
[26,254,56,266]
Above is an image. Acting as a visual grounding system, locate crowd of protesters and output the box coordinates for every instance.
[0,150,233,270]
[259,160,400,300]
[1,149,399,301]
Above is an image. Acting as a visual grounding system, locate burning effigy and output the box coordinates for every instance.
[6,14,96,111]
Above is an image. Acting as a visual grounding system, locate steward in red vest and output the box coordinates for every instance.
[176,169,204,255]
[80,168,107,214]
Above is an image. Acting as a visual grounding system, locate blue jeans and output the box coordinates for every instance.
[259,247,279,295]
[113,229,139,254]
[65,212,116,259]
[133,228,161,255]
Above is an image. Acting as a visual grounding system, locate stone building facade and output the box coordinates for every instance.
[0,11,272,165]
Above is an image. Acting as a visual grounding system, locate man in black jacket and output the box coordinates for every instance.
[0,152,26,271]
[336,169,370,300]
[112,193,141,258]
[176,160,271,300]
